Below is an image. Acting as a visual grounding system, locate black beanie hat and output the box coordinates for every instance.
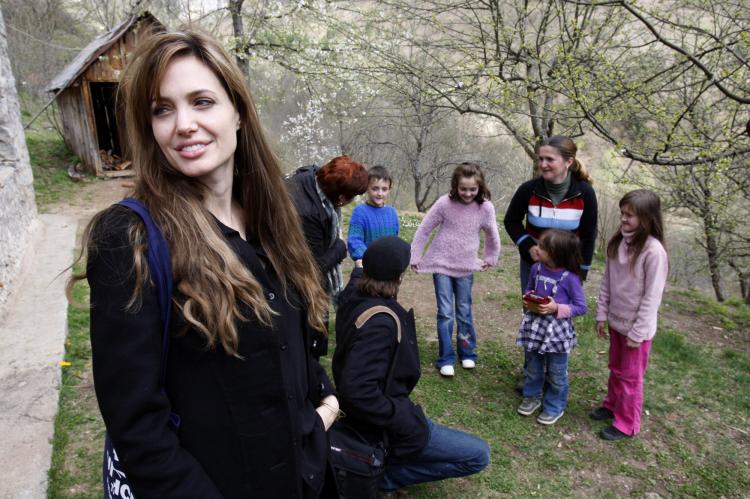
[362,236,411,282]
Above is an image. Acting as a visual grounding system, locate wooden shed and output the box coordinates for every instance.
[46,12,163,176]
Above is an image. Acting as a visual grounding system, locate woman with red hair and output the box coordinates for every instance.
[289,155,368,311]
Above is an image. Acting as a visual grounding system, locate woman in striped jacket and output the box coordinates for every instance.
[503,136,598,292]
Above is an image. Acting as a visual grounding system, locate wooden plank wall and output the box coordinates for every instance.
[57,86,99,174]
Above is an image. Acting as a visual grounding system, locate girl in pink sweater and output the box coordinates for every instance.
[592,189,669,440]
[410,163,501,377]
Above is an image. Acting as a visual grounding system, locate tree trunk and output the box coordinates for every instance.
[415,186,426,212]
[741,274,750,305]
[703,221,725,302]
[228,0,248,76]
[729,260,750,305]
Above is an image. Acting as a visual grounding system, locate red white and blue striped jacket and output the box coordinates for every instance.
[503,175,598,271]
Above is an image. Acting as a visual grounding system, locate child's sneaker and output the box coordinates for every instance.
[600,425,630,441]
[517,397,541,416]
[461,359,476,369]
[589,406,614,421]
[439,365,455,377]
[536,411,564,425]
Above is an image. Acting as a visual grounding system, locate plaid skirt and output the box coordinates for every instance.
[516,312,577,354]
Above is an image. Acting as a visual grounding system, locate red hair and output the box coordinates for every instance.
[316,156,369,201]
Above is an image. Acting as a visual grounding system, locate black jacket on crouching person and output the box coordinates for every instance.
[332,268,430,461]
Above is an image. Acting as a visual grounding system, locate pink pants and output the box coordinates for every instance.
[602,328,652,436]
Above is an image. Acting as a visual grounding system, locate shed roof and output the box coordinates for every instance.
[46,12,160,93]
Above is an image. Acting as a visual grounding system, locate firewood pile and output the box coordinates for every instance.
[99,149,132,171]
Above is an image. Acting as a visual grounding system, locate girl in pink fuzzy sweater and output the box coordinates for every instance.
[592,189,669,440]
[410,163,501,376]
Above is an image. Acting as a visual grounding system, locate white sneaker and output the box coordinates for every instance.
[461,359,476,369]
[439,365,455,377]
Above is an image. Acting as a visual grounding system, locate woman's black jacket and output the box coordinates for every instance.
[88,206,335,498]
[331,269,429,461]
[503,175,598,272]
[287,165,347,276]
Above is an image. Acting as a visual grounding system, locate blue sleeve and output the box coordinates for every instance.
[347,206,368,260]
[391,207,400,237]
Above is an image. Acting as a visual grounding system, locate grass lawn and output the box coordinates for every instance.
[48,204,750,497]
[25,125,91,211]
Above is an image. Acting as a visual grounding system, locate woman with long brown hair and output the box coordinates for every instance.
[72,27,338,497]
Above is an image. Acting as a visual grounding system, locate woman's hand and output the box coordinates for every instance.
[529,245,541,262]
[316,395,340,431]
[626,338,641,348]
[596,321,608,338]
[536,297,558,315]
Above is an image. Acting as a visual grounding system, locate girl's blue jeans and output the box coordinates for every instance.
[523,350,569,416]
[381,418,490,492]
[432,273,476,367]
[520,258,533,293]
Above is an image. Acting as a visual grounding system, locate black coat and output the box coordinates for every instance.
[88,206,335,498]
[503,175,598,269]
[331,269,429,460]
[287,165,347,277]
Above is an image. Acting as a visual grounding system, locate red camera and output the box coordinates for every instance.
[523,292,550,305]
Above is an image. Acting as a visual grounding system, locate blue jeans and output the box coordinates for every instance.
[433,273,476,367]
[520,258,533,293]
[381,418,490,492]
[522,350,569,416]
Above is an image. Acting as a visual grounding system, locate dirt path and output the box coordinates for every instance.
[45,177,132,224]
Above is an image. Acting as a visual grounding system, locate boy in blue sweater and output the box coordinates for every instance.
[347,165,400,267]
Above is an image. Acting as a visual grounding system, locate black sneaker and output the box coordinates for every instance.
[517,397,542,416]
[536,411,564,425]
[589,407,614,421]
[600,425,630,441]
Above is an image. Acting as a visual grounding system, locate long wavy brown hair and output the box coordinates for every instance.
[448,162,491,204]
[69,27,328,355]
[606,189,667,272]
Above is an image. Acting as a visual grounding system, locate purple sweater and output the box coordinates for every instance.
[596,234,668,343]
[410,194,501,277]
[526,263,587,319]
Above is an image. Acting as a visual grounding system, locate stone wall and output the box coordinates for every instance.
[0,7,37,310]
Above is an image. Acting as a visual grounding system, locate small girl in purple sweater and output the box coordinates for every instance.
[516,229,587,425]
[410,163,501,377]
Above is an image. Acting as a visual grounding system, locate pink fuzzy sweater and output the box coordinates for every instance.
[596,234,668,343]
[410,194,501,277]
